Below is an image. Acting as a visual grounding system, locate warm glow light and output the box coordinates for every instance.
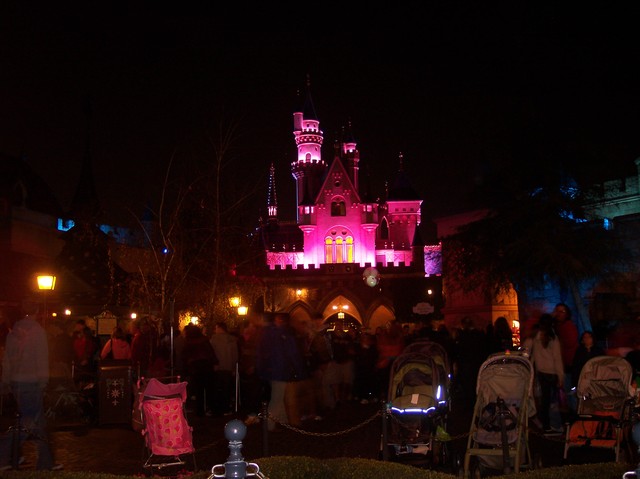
[296,289,303,297]
[131,313,137,319]
[427,289,433,295]
[237,306,248,316]
[64,309,71,316]
[512,320,520,329]
[338,312,345,319]
[229,296,241,308]
[332,305,338,310]
[51,313,57,317]
[37,275,56,291]
[191,316,199,325]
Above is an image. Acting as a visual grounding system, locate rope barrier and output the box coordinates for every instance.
[263,409,382,437]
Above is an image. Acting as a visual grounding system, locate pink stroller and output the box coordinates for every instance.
[137,378,197,475]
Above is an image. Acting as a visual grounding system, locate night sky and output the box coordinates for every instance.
[2,6,640,239]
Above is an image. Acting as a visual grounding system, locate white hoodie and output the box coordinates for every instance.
[2,315,49,387]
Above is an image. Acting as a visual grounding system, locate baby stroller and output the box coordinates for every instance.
[564,355,635,464]
[380,348,450,469]
[402,339,452,412]
[45,362,97,426]
[462,351,538,477]
[136,377,197,476]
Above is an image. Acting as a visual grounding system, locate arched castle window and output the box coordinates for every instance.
[346,236,354,263]
[331,198,346,216]
[324,235,355,264]
[325,237,333,264]
[380,218,389,240]
[335,237,343,263]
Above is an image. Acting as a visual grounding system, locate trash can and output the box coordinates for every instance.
[98,360,133,425]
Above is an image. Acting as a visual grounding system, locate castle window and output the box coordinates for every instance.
[325,237,333,264]
[325,235,355,264]
[331,198,346,216]
[380,218,389,240]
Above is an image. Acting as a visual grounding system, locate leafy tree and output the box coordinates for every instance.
[444,164,630,332]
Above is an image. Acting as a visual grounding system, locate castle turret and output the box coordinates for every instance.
[341,121,359,191]
[291,76,326,222]
[383,152,423,254]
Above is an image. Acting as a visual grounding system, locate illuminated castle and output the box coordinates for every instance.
[261,82,425,271]
[252,81,441,331]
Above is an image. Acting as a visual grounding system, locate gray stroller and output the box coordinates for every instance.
[462,351,540,477]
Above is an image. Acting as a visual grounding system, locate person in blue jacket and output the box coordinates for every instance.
[256,312,308,431]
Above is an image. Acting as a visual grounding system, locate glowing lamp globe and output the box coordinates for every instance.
[363,267,380,287]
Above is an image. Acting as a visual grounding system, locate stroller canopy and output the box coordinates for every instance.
[575,355,633,415]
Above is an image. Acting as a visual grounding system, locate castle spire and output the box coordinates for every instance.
[267,162,278,222]
[69,97,101,224]
[341,119,359,191]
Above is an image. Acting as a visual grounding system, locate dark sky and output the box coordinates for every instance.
[2,6,640,236]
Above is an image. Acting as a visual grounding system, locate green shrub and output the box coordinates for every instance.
[0,459,634,479]
[499,462,632,479]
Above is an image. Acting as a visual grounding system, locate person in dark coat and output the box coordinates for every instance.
[572,331,605,388]
[256,312,308,431]
[182,324,218,416]
[353,332,378,403]
[453,316,488,404]
[488,316,514,354]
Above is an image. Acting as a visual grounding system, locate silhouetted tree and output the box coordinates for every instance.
[444,164,630,332]
[125,120,264,330]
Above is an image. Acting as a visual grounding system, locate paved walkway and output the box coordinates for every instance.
[0,392,610,476]
[0,396,389,476]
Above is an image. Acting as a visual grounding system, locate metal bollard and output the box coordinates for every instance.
[210,419,261,478]
[381,402,389,461]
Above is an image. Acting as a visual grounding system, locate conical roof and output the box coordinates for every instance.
[387,153,421,200]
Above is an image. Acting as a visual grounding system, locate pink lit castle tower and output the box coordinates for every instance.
[262,79,424,272]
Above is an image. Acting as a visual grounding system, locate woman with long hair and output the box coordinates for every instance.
[524,313,564,434]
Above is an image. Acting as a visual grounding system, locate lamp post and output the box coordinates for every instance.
[36,274,56,328]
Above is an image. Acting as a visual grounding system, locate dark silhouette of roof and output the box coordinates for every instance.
[387,153,421,201]
[69,99,102,224]
[0,152,64,217]
[296,74,319,120]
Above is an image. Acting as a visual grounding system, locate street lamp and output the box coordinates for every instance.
[37,274,56,327]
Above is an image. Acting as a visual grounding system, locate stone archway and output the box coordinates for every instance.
[368,304,395,333]
[320,295,362,325]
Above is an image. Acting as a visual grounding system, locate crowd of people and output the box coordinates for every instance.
[2,298,640,471]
